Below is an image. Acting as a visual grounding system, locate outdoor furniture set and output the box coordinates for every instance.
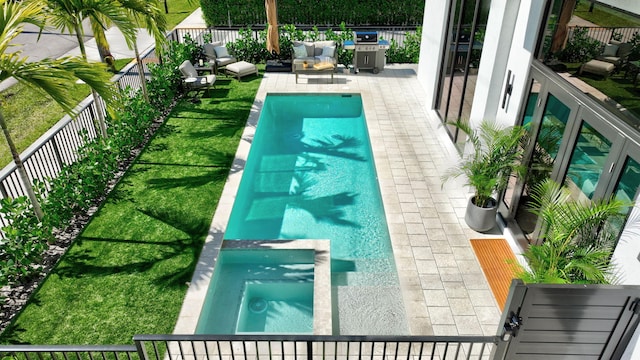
[579,40,634,79]
[291,40,337,83]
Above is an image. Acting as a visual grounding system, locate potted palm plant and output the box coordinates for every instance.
[517,179,627,284]
[442,119,527,232]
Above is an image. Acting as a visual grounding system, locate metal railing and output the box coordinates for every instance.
[134,334,498,360]
[0,344,139,360]
[173,26,418,47]
[0,43,159,228]
[567,25,640,44]
[0,335,499,360]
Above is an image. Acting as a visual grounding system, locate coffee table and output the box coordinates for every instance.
[294,63,335,83]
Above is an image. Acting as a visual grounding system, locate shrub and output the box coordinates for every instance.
[228,27,269,63]
[387,27,422,63]
[558,27,602,63]
[0,197,51,287]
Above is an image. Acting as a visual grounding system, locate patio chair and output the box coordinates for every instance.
[178,60,216,97]
[596,41,632,67]
[203,42,237,74]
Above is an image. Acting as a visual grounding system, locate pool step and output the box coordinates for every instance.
[335,284,409,335]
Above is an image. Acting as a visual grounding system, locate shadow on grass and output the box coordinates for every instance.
[145,166,229,190]
[55,207,208,286]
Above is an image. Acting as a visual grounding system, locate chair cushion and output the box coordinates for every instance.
[216,57,236,66]
[293,44,308,58]
[312,41,336,56]
[214,46,230,58]
[179,60,198,78]
[602,44,619,57]
[321,45,336,58]
[203,43,216,60]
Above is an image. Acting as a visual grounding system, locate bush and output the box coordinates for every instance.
[387,27,422,63]
[0,45,181,288]
[558,27,602,63]
[228,27,269,63]
[0,197,51,287]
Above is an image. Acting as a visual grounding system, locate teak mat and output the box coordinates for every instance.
[470,238,519,309]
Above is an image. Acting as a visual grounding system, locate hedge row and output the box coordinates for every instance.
[200,0,425,27]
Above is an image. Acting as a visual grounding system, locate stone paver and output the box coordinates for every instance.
[176,64,505,336]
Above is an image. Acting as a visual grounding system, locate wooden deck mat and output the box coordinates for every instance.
[470,238,519,309]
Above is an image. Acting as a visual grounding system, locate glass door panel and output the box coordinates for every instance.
[609,155,640,238]
[563,121,612,203]
[514,92,572,235]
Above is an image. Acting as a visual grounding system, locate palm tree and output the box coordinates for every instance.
[39,0,137,138]
[517,179,629,284]
[0,0,116,220]
[118,0,167,102]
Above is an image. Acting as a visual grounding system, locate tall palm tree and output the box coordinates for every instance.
[118,0,167,102]
[39,0,137,138]
[0,0,116,220]
[517,179,628,284]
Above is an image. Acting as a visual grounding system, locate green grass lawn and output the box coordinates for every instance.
[574,2,640,27]
[0,0,199,168]
[0,70,262,344]
[565,62,640,118]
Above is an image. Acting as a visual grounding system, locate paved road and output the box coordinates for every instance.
[1,20,156,91]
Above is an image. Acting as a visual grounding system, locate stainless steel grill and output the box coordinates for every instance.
[344,31,390,74]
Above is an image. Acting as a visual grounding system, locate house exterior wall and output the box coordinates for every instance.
[418,0,640,356]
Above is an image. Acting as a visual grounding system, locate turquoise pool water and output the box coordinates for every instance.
[196,248,315,334]
[198,94,408,334]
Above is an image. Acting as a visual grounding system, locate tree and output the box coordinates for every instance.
[0,0,116,220]
[517,179,628,284]
[119,0,167,102]
[39,0,137,137]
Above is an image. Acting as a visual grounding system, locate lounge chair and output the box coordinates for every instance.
[203,42,237,74]
[178,60,216,96]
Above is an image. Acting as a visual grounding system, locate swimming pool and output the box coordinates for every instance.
[198,93,408,335]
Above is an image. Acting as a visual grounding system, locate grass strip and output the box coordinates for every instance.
[574,2,640,28]
[1,71,262,344]
[565,63,640,117]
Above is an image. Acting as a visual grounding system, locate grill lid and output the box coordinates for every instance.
[355,31,378,43]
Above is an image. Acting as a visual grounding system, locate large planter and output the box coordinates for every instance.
[464,196,498,232]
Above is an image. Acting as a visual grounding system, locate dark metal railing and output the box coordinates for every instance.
[0,335,500,360]
[567,25,640,44]
[0,344,140,360]
[134,334,499,360]
[173,26,418,47]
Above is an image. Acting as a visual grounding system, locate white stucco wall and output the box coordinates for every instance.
[469,0,546,129]
[417,0,449,108]
[598,0,640,16]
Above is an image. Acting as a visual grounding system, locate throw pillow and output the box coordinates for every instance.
[294,44,308,58]
[602,44,619,57]
[214,46,230,58]
[321,46,336,58]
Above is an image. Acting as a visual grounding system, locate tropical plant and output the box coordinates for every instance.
[119,0,168,102]
[0,0,116,220]
[39,0,137,137]
[518,179,628,284]
[442,119,527,208]
[324,23,354,67]
[558,27,602,63]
